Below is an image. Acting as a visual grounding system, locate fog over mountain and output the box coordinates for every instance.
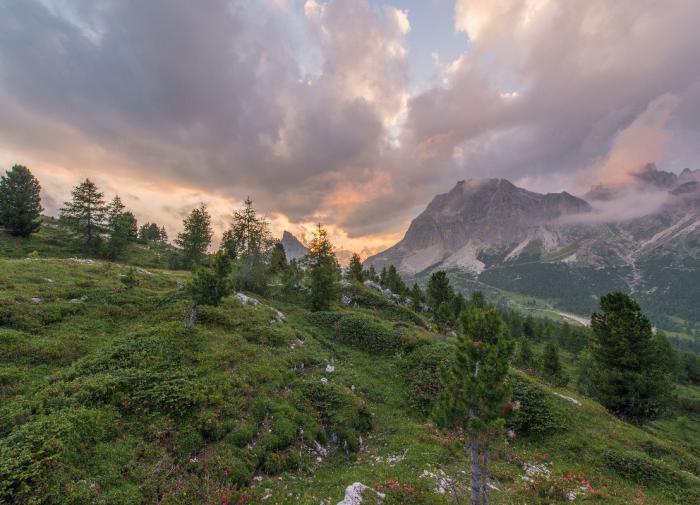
[366,164,700,323]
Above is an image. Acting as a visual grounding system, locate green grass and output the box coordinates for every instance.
[1,227,699,504]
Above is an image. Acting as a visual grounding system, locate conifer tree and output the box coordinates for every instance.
[410,283,425,312]
[379,266,388,287]
[0,165,43,237]
[434,305,514,505]
[228,197,273,257]
[269,241,287,274]
[427,271,454,311]
[384,264,406,294]
[347,253,364,282]
[515,337,536,371]
[219,229,238,259]
[282,258,304,295]
[106,213,136,260]
[542,342,567,386]
[60,178,108,248]
[138,222,160,242]
[306,223,340,311]
[175,204,212,268]
[159,225,168,243]
[122,211,138,241]
[226,198,272,293]
[107,195,126,230]
[590,291,673,422]
[366,264,379,282]
[186,252,232,328]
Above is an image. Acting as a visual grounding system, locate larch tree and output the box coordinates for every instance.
[0,165,43,237]
[60,178,108,248]
[433,305,514,505]
[175,203,213,268]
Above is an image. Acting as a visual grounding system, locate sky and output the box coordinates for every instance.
[2,0,700,255]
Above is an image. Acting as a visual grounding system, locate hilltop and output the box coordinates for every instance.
[1,219,699,504]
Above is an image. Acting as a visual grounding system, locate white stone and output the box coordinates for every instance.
[30,297,43,304]
[553,392,582,406]
[336,482,384,505]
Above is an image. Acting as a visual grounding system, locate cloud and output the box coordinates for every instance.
[1,0,700,249]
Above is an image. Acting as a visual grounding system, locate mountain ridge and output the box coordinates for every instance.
[366,168,700,328]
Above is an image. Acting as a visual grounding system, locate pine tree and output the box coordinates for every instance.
[226,198,272,294]
[282,258,304,295]
[451,292,467,318]
[138,222,161,242]
[175,204,213,268]
[306,223,340,311]
[366,265,379,282]
[106,195,126,231]
[379,267,388,287]
[106,213,136,260]
[228,197,273,258]
[186,252,232,328]
[219,229,238,259]
[516,337,536,371]
[384,265,406,295]
[60,178,108,248]
[159,225,168,243]
[427,271,454,311]
[590,291,673,422]
[347,253,364,282]
[542,342,567,386]
[0,165,43,237]
[122,211,138,241]
[410,283,425,312]
[269,241,287,274]
[433,305,514,505]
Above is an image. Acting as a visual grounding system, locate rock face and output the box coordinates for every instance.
[366,178,591,275]
[280,230,309,260]
[366,168,700,325]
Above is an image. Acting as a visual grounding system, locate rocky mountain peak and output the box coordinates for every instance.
[280,231,309,260]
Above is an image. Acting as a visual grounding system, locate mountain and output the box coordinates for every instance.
[366,178,592,275]
[280,230,309,260]
[366,169,700,330]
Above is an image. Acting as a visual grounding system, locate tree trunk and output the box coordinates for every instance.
[481,440,490,505]
[187,303,196,328]
[469,434,481,505]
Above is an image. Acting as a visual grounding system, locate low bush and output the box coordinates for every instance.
[400,342,454,414]
[295,379,372,452]
[602,449,685,487]
[507,374,563,436]
[335,314,406,354]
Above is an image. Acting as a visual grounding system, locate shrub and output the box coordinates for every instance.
[602,449,684,487]
[507,374,563,436]
[295,379,372,452]
[335,314,404,354]
[400,342,454,414]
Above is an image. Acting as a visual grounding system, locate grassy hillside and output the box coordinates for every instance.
[1,236,699,503]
